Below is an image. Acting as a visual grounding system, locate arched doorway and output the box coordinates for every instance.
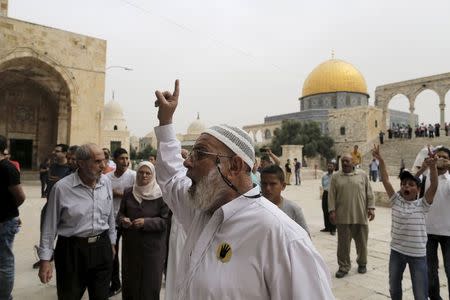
[0,56,71,170]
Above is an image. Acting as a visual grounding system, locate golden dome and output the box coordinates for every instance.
[301,59,368,98]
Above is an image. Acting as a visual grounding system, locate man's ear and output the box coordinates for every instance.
[281,182,286,191]
[229,156,246,175]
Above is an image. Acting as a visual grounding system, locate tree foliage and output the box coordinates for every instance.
[137,145,155,159]
[270,120,335,159]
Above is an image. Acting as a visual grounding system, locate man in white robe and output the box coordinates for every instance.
[154,80,334,300]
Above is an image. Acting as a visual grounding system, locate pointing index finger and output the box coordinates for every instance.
[173,79,180,98]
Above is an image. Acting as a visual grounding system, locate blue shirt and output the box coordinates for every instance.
[39,171,116,260]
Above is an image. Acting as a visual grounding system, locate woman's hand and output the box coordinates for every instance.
[132,218,145,229]
[121,217,132,228]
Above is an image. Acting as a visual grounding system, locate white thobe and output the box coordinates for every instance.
[155,124,334,300]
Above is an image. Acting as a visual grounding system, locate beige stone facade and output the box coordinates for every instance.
[0,3,106,169]
[102,100,130,154]
[328,106,383,158]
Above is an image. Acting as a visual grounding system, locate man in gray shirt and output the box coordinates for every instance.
[260,165,309,234]
[38,143,116,299]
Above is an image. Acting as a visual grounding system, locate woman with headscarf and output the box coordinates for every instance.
[118,161,169,299]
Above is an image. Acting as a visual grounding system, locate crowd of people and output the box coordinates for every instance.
[1,79,450,300]
[385,122,450,140]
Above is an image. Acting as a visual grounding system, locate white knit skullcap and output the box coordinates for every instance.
[203,124,255,169]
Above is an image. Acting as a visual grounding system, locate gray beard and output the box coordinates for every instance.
[187,168,229,212]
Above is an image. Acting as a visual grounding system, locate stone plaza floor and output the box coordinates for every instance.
[11,177,448,299]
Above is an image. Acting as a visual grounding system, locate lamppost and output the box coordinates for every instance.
[106,65,133,71]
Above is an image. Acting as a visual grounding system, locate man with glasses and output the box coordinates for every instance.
[153,80,333,299]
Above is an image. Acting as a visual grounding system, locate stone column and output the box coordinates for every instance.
[409,104,415,139]
[439,94,446,130]
[0,0,8,17]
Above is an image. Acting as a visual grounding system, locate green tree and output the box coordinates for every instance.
[137,145,154,159]
[270,120,335,160]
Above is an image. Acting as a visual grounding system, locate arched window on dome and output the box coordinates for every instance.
[113,125,118,131]
[340,126,346,135]
[375,120,378,128]
[264,129,272,139]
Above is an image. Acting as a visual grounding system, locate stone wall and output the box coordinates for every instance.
[0,15,106,145]
[328,106,382,160]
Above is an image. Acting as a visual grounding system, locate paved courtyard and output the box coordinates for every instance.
[11,177,448,299]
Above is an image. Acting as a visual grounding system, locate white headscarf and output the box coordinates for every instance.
[132,161,162,203]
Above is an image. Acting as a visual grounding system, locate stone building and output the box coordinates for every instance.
[243,58,416,157]
[180,114,206,149]
[102,99,130,154]
[0,0,106,169]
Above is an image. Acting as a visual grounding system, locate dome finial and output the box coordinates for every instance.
[331,49,335,59]
[197,112,200,120]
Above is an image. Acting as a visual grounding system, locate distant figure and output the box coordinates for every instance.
[321,162,336,235]
[260,165,310,234]
[66,145,79,172]
[259,148,280,169]
[379,131,385,144]
[148,154,156,165]
[369,158,379,182]
[285,159,292,185]
[294,158,301,185]
[39,158,50,198]
[102,148,115,174]
[351,145,362,168]
[329,154,375,278]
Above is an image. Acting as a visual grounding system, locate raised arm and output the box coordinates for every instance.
[372,144,395,198]
[267,149,280,166]
[424,157,438,204]
[154,80,196,231]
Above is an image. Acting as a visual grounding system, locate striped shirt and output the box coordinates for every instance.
[390,193,430,257]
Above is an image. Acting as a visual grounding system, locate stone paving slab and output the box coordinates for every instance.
[10,178,448,299]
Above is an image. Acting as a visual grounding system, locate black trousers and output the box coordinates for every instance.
[54,232,113,300]
[322,191,336,231]
[110,228,122,290]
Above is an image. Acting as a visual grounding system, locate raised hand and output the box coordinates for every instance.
[372,144,382,160]
[155,79,180,126]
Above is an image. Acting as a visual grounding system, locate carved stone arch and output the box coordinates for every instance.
[0,47,78,169]
[0,47,79,105]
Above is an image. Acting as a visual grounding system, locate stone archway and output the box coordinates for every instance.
[375,73,450,132]
[0,51,76,169]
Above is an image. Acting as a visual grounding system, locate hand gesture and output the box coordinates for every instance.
[372,144,382,161]
[121,217,132,228]
[132,218,145,229]
[155,79,180,126]
[424,156,437,168]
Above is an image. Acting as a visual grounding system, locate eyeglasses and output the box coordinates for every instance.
[188,149,234,162]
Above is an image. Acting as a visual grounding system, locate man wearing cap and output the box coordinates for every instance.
[329,153,375,278]
[153,80,333,300]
